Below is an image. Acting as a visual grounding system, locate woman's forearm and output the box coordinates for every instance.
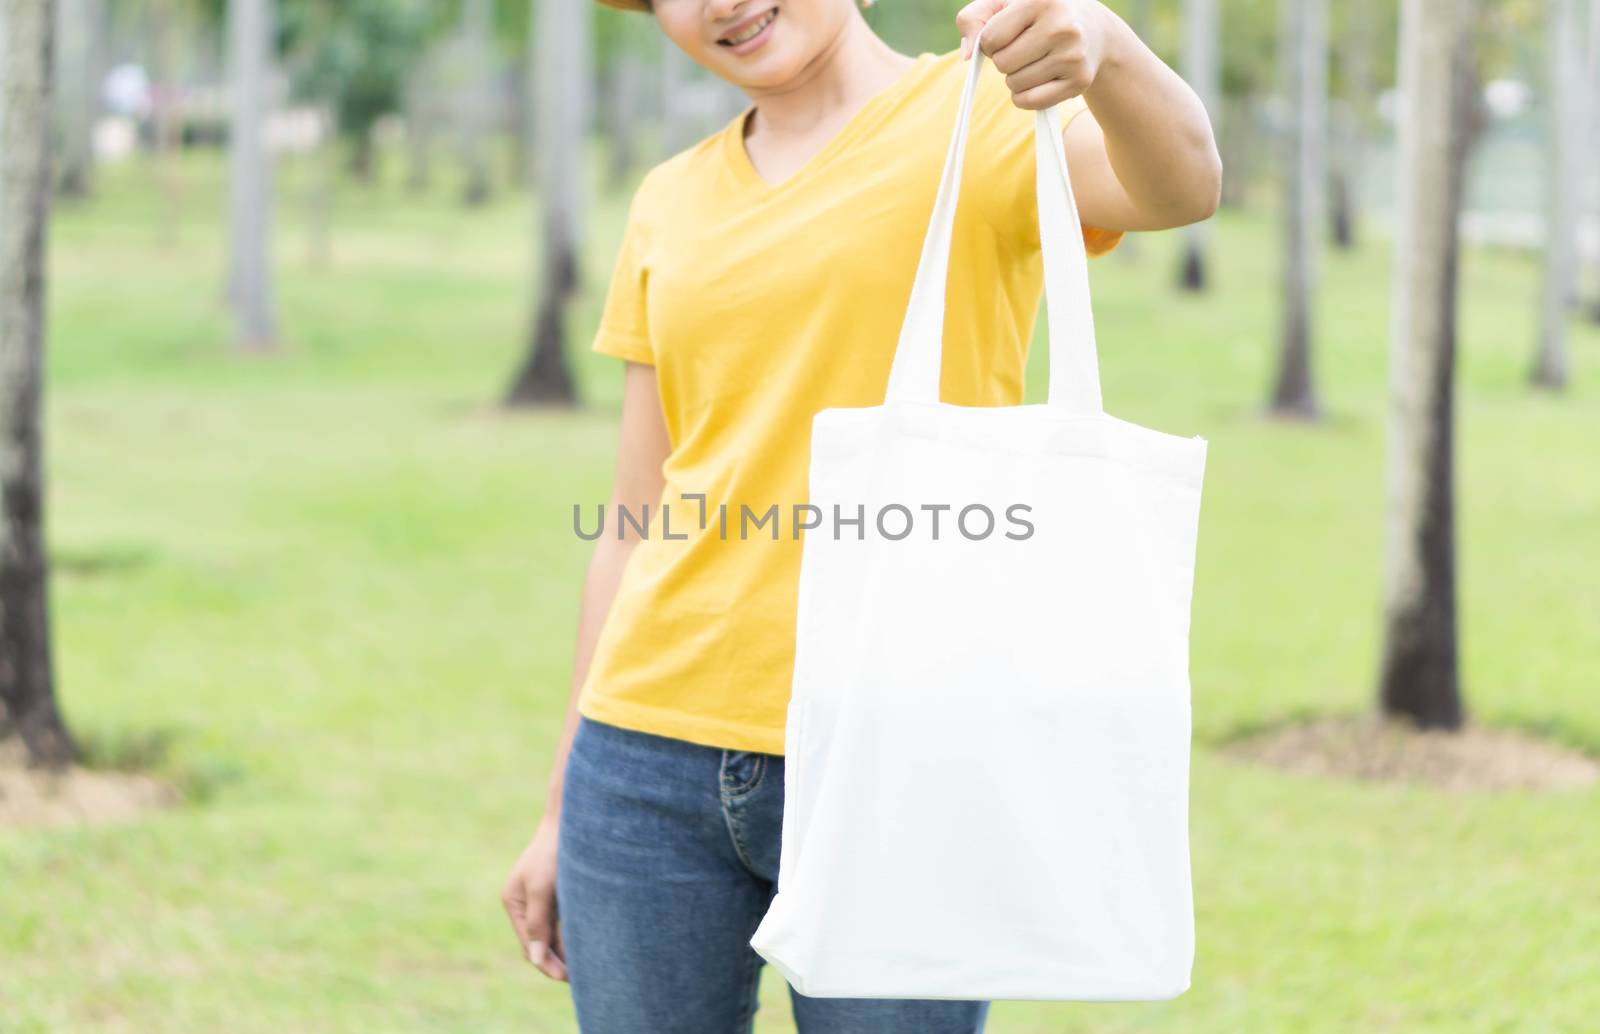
[1082,2,1222,226]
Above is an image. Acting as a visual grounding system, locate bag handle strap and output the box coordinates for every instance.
[882,32,1104,417]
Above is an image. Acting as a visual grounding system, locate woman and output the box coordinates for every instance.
[503,0,1220,1029]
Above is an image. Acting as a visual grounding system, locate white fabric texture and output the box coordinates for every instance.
[748,39,1207,1001]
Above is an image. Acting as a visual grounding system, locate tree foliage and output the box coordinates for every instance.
[277,0,438,147]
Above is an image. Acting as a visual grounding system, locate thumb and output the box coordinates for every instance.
[956,0,1007,59]
[527,938,569,982]
[520,890,570,982]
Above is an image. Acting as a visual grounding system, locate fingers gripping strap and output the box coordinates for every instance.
[883,36,1104,416]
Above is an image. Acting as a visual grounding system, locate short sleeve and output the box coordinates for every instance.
[966,62,1124,259]
[591,182,655,365]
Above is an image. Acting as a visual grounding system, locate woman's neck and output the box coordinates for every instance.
[741,21,916,139]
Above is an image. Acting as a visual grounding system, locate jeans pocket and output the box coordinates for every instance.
[719,750,768,800]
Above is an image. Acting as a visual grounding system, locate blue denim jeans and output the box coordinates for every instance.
[557,715,990,1033]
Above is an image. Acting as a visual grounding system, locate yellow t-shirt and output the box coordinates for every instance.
[579,47,1124,754]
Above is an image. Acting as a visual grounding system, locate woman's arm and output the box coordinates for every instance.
[959,0,1223,232]
[502,360,670,981]
[534,360,669,829]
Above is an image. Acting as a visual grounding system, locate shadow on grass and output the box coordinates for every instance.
[51,543,158,580]
[77,724,246,806]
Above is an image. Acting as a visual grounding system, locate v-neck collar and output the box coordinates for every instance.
[722,51,936,195]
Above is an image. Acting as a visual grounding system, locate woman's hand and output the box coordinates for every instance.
[956,0,1114,110]
[958,0,1220,230]
[501,817,568,981]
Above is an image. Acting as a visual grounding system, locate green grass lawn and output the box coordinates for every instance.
[2,148,1597,1033]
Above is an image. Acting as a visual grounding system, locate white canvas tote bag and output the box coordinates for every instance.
[748,41,1207,1002]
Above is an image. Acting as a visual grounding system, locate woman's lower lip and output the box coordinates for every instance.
[724,11,777,56]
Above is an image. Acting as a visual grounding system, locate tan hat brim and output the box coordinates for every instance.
[594,0,651,10]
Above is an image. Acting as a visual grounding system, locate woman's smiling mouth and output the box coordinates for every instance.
[718,8,778,52]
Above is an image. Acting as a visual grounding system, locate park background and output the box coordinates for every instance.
[1,0,1598,1030]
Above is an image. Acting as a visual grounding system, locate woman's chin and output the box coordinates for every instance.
[713,48,805,91]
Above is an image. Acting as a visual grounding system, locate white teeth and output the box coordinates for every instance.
[724,10,775,45]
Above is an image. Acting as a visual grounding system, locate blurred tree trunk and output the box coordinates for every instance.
[151,0,185,243]
[507,62,528,188]
[458,0,493,207]
[1588,0,1600,322]
[661,39,693,158]
[1327,110,1353,246]
[348,128,375,182]
[1532,0,1583,389]
[304,103,333,267]
[404,50,437,194]
[1329,0,1373,249]
[1217,94,1258,209]
[1178,0,1218,290]
[606,49,642,192]
[521,56,539,195]
[226,0,277,351]
[1380,0,1475,730]
[0,0,77,769]
[53,0,104,199]
[1269,0,1327,419]
[503,0,588,406]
